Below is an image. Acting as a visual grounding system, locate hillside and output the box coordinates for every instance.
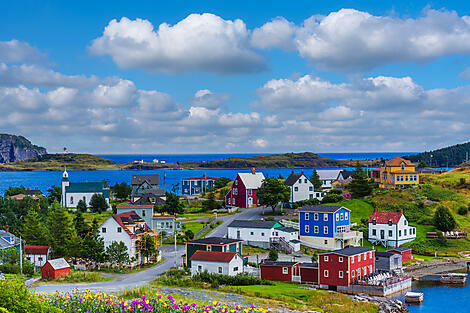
[0,153,117,171]
[0,134,47,163]
[405,142,470,167]
[182,152,378,169]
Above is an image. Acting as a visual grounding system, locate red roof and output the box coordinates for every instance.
[190,250,237,263]
[368,209,403,224]
[117,204,154,208]
[182,176,218,181]
[111,211,151,239]
[24,245,49,255]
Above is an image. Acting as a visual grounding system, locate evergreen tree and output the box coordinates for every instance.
[310,169,322,190]
[434,206,456,231]
[106,241,129,268]
[348,163,373,198]
[257,177,290,213]
[73,209,90,239]
[156,193,184,215]
[47,201,77,258]
[112,182,132,201]
[46,185,61,204]
[268,249,278,261]
[22,210,48,245]
[201,192,221,212]
[89,193,109,213]
[214,177,231,189]
[76,199,88,212]
[38,196,50,219]
[81,219,105,265]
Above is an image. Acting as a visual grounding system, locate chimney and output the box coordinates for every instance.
[301,170,304,174]
[251,168,256,175]
[4,225,9,233]
[291,170,294,174]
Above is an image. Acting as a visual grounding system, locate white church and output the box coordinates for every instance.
[61,169,110,208]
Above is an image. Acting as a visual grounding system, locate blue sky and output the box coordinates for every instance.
[2,0,470,153]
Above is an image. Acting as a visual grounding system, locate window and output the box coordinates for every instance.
[369,265,373,272]
[314,213,318,220]
[304,179,308,183]
[324,256,329,262]
[198,265,202,272]
[388,220,392,226]
[372,219,376,225]
[357,268,361,277]
[404,229,407,236]
[298,179,302,184]
[305,225,310,233]
[336,214,339,221]
[250,231,254,235]
[339,257,343,262]
[142,210,146,217]
[83,196,86,202]
[235,180,238,185]
[399,230,402,237]
[282,267,288,274]
[233,188,238,195]
[351,256,354,264]
[401,164,405,170]
[314,226,319,233]
[309,194,313,199]
[389,230,393,237]
[358,254,361,261]
[227,198,231,205]
[324,239,328,244]
[324,214,328,221]
[102,227,106,233]
[369,252,372,259]
[309,186,313,191]
[70,196,74,204]
[305,213,310,220]
[372,229,376,236]
[345,212,348,220]
[405,175,409,181]
[294,187,298,192]
[352,270,355,277]
[340,213,344,221]
[261,232,265,236]
[339,271,343,278]
[38,257,43,261]
[218,267,223,274]
[117,227,122,233]
[323,226,328,234]
[248,189,252,196]
[404,220,407,225]
[234,267,238,272]
[324,270,329,277]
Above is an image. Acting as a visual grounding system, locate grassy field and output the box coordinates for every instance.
[0,153,117,170]
[37,269,113,284]
[83,210,113,224]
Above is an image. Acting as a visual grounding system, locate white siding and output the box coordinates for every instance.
[25,253,48,268]
[190,255,243,276]
[227,226,273,243]
[65,192,110,208]
[98,218,135,261]
[289,174,318,203]
[368,215,416,247]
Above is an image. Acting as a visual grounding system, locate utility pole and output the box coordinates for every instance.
[19,236,23,275]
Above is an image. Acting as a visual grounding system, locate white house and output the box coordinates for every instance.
[316,169,342,189]
[99,211,156,266]
[284,171,322,203]
[227,220,300,252]
[116,204,181,235]
[24,245,50,269]
[190,250,243,276]
[61,169,110,208]
[368,209,416,247]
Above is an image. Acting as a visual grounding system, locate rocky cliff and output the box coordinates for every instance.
[0,134,47,163]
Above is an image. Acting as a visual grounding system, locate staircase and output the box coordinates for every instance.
[270,237,294,253]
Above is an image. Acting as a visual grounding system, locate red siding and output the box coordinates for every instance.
[225,175,259,208]
[300,267,318,284]
[389,250,412,263]
[41,263,70,280]
[319,251,375,287]
[260,264,299,281]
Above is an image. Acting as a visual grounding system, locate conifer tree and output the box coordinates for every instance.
[73,209,90,239]
[22,210,48,245]
[348,163,373,198]
[310,169,323,190]
[81,219,105,265]
[47,201,77,258]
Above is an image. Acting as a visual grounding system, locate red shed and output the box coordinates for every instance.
[41,258,70,280]
[259,260,300,282]
[299,262,318,284]
[387,247,412,263]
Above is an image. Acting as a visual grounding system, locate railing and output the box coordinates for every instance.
[280,219,299,230]
[334,231,363,240]
[292,275,301,283]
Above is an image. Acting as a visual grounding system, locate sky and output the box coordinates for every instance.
[2,0,470,154]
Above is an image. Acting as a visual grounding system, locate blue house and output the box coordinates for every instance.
[181,175,218,195]
[299,205,363,250]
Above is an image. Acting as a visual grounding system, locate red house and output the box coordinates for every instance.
[225,169,265,208]
[259,260,300,281]
[387,247,412,263]
[319,247,375,289]
[299,262,318,284]
[41,258,70,280]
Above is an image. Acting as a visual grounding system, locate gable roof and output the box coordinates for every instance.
[384,156,415,167]
[132,174,159,186]
[132,192,166,205]
[368,209,403,224]
[299,205,349,213]
[65,182,109,197]
[182,176,218,181]
[237,172,265,189]
[299,262,318,268]
[25,245,50,255]
[46,258,69,270]
[387,247,412,253]
[339,170,354,180]
[110,211,151,239]
[375,251,394,258]
[0,230,21,249]
[227,220,279,229]
[277,226,298,233]
[326,246,373,256]
[317,169,342,180]
[284,173,305,186]
[190,250,237,263]
[260,260,299,267]
[186,237,243,245]
[25,189,42,196]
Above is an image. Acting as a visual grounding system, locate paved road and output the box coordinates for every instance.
[209,206,266,238]
[33,245,185,295]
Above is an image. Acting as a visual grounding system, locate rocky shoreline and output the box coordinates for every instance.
[350,294,408,313]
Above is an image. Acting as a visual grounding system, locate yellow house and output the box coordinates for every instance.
[375,156,419,188]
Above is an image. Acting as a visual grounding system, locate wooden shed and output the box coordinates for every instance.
[387,247,412,263]
[41,258,70,280]
[299,262,318,284]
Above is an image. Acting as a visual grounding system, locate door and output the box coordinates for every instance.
[248,197,253,207]
[237,230,241,239]
[380,230,385,240]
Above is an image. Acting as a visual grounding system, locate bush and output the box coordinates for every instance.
[433,206,456,231]
[268,249,278,261]
[0,279,60,313]
[458,206,468,216]
[321,193,344,204]
[292,198,320,210]
[193,271,271,286]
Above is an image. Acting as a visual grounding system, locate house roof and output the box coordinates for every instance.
[117,204,154,209]
[190,250,237,263]
[375,251,394,258]
[111,211,151,239]
[299,262,318,268]
[260,260,299,267]
[387,247,412,253]
[0,230,20,249]
[238,172,265,189]
[186,237,243,245]
[25,245,49,255]
[368,209,403,224]
[131,174,159,186]
[277,226,298,233]
[25,189,42,196]
[227,220,279,229]
[65,182,109,196]
[325,247,373,256]
[132,192,166,205]
[182,176,218,181]
[46,258,70,270]
[299,205,349,213]
[284,173,304,186]
[339,170,354,180]
[153,214,175,219]
[384,156,415,167]
[390,170,418,174]
[317,169,342,180]
[8,194,39,200]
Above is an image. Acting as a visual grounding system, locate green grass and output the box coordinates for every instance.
[37,269,113,284]
[242,245,269,255]
[83,211,113,224]
[181,221,206,234]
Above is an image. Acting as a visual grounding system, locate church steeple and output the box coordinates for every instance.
[62,167,69,181]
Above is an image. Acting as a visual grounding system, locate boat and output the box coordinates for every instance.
[440,273,467,284]
[405,292,423,304]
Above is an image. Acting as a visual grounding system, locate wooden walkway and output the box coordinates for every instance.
[404,259,469,278]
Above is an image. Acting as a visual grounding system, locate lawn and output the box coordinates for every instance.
[181,221,206,234]
[83,210,113,224]
[36,269,114,284]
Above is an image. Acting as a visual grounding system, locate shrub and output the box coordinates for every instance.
[433,206,456,231]
[321,193,344,204]
[193,271,271,286]
[458,206,468,216]
[268,249,278,261]
[292,198,320,209]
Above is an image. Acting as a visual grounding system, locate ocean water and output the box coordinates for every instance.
[98,152,417,164]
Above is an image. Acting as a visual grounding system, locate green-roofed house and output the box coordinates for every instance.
[61,169,110,208]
